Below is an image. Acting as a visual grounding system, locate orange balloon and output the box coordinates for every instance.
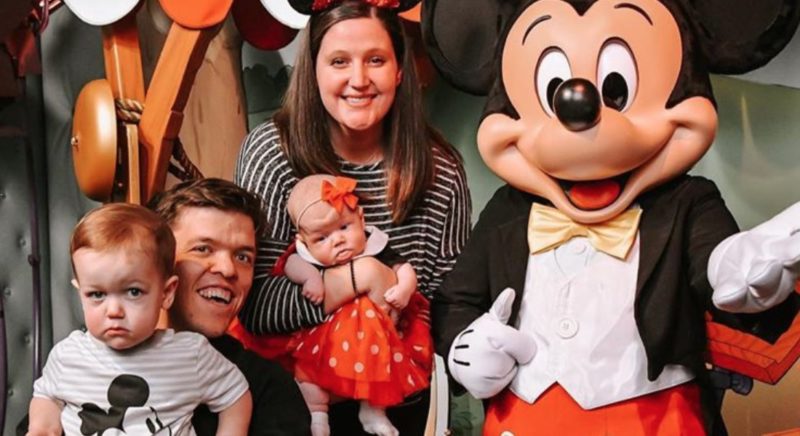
[158,0,233,29]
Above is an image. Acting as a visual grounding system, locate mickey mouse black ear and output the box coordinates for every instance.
[422,0,513,95]
[692,0,800,74]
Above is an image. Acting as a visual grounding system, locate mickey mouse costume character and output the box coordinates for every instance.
[422,0,800,434]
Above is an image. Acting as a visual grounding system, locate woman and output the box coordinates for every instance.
[234,0,471,433]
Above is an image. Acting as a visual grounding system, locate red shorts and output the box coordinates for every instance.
[483,383,705,435]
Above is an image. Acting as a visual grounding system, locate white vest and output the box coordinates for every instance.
[510,235,694,409]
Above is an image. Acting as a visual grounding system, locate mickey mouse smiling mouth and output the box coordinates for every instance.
[558,173,631,211]
[476,0,717,224]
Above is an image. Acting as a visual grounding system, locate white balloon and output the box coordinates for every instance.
[260,0,310,29]
[64,0,140,26]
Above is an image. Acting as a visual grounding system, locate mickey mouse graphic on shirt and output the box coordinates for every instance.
[78,374,168,436]
[423,0,800,434]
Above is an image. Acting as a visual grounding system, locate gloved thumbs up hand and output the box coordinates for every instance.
[711,202,800,313]
[448,288,537,399]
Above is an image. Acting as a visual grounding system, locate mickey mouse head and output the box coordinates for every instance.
[423,0,800,223]
[78,374,150,436]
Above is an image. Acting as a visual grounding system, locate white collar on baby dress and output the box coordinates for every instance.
[295,225,389,266]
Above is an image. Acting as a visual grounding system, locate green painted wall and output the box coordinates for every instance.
[697,76,800,229]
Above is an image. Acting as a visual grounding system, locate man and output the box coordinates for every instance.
[18,178,309,435]
[148,178,311,435]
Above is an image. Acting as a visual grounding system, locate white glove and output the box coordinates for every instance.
[710,202,800,313]
[448,288,537,399]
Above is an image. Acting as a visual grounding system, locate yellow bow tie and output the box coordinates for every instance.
[527,203,642,259]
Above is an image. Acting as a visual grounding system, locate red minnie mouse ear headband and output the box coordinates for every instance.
[288,0,420,15]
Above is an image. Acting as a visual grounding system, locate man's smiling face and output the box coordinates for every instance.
[168,207,256,338]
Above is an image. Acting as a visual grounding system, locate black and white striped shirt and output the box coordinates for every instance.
[235,120,472,334]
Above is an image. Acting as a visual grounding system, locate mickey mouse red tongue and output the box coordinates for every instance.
[566,179,621,210]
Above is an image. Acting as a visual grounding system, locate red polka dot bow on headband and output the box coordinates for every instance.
[312,0,398,10]
[290,0,420,14]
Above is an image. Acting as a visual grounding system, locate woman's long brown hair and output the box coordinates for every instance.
[274,0,457,223]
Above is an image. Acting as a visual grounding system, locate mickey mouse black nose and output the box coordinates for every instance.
[553,78,601,132]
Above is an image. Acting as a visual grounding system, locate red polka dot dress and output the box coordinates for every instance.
[293,292,432,406]
[288,229,433,406]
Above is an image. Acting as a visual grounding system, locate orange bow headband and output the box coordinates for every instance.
[296,176,359,226]
[321,176,359,212]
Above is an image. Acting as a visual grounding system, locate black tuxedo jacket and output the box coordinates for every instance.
[433,175,799,384]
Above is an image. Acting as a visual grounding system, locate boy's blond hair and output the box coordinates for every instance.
[70,203,175,280]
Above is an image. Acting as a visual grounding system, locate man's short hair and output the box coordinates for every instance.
[70,203,176,279]
[148,178,267,238]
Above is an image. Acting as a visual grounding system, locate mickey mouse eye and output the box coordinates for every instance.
[597,40,637,112]
[536,48,572,117]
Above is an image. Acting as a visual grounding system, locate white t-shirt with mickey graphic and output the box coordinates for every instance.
[33,329,248,435]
